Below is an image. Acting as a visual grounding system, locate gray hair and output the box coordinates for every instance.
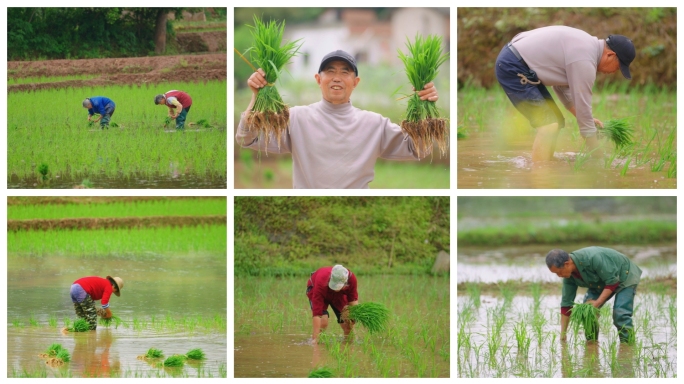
[82,98,91,108]
[154,94,165,104]
[545,249,570,268]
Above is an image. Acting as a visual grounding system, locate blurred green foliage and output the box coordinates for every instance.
[234,197,449,276]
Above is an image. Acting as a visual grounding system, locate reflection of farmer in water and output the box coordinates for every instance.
[71,329,120,377]
[307,265,358,343]
[82,96,116,129]
[154,90,193,130]
[545,247,642,343]
[70,276,124,330]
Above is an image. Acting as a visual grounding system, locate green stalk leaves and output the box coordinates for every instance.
[570,302,600,340]
[347,302,390,334]
[398,33,449,157]
[244,16,302,151]
[602,117,635,149]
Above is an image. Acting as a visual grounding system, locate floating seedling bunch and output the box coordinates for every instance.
[347,302,390,334]
[39,343,71,365]
[308,367,335,378]
[185,348,206,360]
[243,16,302,151]
[162,354,186,367]
[601,118,635,149]
[67,318,91,332]
[570,302,600,340]
[398,33,450,157]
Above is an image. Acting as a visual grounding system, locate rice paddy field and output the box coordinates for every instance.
[7,81,227,189]
[457,85,676,188]
[234,275,449,377]
[457,244,676,378]
[7,197,227,378]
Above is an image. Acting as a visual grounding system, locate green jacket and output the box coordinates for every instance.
[560,246,642,308]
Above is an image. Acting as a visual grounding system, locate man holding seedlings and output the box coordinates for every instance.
[83,97,116,129]
[70,276,124,330]
[495,26,636,161]
[545,247,641,343]
[154,90,193,130]
[237,50,440,188]
[307,265,358,343]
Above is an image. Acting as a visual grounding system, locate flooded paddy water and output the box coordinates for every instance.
[457,244,676,377]
[235,275,449,377]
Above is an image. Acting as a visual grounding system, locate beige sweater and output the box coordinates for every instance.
[236,99,427,189]
[512,26,604,137]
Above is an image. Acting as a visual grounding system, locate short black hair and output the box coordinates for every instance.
[546,249,570,269]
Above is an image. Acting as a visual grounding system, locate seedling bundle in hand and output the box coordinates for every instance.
[243,16,302,150]
[602,117,635,149]
[398,33,450,157]
[347,302,390,334]
[570,302,600,340]
[99,314,123,328]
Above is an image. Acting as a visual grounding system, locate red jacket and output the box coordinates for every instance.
[306,267,358,316]
[165,90,192,109]
[74,276,114,308]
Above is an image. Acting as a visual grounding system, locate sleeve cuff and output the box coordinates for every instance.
[605,282,619,291]
[561,306,572,316]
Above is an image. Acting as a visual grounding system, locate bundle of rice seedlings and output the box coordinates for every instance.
[164,117,173,128]
[347,302,390,334]
[398,33,450,157]
[570,302,600,340]
[308,367,335,378]
[184,348,206,360]
[67,318,91,332]
[163,354,186,367]
[45,343,65,357]
[602,118,634,149]
[146,348,164,359]
[243,16,302,151]
[56,349,71,363]
[99,315,123,328]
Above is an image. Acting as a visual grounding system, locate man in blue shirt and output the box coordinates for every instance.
[83,97,116,129]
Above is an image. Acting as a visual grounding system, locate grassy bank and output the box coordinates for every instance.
[9,225,227,256]
[8,197,226,220]
[458,220,675,246]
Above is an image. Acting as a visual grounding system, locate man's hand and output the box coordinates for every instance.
[96,308,106,317]
[417,82,439,102]
[104,308,113,319]
[594,118,604,129]
[248,68,268,95]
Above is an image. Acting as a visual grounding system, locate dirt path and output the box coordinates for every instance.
[8,53,226,92]
[8,215,227,231]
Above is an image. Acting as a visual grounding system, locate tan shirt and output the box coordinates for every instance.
[511,26,604,137]
[236,99,426,189]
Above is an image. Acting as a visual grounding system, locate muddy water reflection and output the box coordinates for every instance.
[458,133,676,189]
[7,254,226,378]
[457,294,676,377]
[457,244,676,283]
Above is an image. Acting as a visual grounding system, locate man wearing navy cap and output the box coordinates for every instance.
[495,26,636,162]
[236,49,441,189]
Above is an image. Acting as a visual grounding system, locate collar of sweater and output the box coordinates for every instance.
[318,99,353,115]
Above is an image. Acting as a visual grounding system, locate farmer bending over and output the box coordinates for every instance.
[546,247,641,343]
[70,276,124,330]
[307,265,358,343]
[83,97,116,129]
[237,50,440,188]
[495,26,635,161]
[155,90,193,130]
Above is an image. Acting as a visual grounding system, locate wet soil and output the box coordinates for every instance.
[8,215,227,232]
[7,53,226,92]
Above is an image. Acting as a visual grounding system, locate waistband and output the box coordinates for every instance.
[507,42,528,67]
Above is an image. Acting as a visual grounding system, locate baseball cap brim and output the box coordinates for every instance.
[619,61,632,80]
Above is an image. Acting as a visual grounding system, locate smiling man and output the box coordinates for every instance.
[545,247,642,343]
[236,50,439,189]
[495,26,636,161]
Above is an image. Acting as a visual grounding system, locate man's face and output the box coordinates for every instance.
[549,261,573,278]
[157,97,166,106]
[598,51,620,75]
[315,60,360,104]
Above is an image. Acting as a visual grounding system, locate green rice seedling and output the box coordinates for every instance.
[466,283,480,307]
[569,303,599,340]
[514,320,531,355]
[12,318,21,327]
[196,119,212,128]
[28,313,38,326]
[67,318,91,332]
[163,355,186,367]
[48,314,58,327]
[163,116,173,128]
[668,299,676,332]
[56,349,71,363]
[243,16,302,150]
[530,282,542,311]
[99,315,123,328]
[398,33,450,157]
[347,302,390,334]
[145,348,164,359]
[457,125,468,139]
[308,367,334,378]
[498,283,514,307]
[45,343,65,357]
[619,154,632,176]
[185,348,205,360]
[666,154,676,178]
[602,118,635,149]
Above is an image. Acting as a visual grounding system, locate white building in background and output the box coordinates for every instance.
[285,8,449,79]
